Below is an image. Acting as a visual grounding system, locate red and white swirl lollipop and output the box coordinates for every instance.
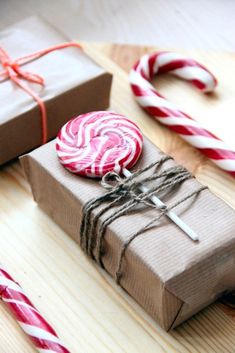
[56,111,199,242]
[56,111,143,178]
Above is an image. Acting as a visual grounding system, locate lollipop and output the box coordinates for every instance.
[56,111,143,178]
[56,111,198,241]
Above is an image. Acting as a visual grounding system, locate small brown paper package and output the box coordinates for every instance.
[0,17,112,164]
[21,137,235,331]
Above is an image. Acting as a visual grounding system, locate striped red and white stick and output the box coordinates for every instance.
[0,265,70,353]
[130,51,235,177]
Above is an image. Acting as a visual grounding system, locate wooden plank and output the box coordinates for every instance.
[0,43,234,353]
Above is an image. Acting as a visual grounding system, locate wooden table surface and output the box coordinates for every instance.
[0,43,235,353]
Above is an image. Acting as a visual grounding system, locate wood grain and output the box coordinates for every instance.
[0,43,235,353]
[1,0,235,51]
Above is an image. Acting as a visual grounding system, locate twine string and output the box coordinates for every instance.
[80,156,207,283]
[0,42,82,144]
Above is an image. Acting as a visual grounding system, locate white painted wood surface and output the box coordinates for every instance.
[0,0,234,51]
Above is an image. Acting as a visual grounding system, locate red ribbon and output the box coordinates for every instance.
[0,42,82,144]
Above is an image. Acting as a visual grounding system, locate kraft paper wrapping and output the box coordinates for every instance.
[21,138,235,330]
[0,17,112,164]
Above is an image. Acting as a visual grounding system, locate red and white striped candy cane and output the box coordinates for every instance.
[0,265,70,353]
[130,51,235,177]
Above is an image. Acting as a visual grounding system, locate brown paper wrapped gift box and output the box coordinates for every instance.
[0,17,112,164]
[21,137,235,331]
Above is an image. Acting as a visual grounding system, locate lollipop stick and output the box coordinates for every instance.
[122,168,199,241]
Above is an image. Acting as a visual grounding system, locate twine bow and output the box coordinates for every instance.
[0,42,82,144]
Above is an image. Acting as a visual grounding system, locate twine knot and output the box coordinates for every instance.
[0,42,81,144]
[101,172,125,190]
[0,47,45,84]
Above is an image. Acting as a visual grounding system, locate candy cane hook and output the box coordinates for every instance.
[130,51,235,177]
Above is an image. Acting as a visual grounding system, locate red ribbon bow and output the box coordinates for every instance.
[0,42,82,144]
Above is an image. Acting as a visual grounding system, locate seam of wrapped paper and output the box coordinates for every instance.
[164,241,235,328]
[164,287,185,331]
